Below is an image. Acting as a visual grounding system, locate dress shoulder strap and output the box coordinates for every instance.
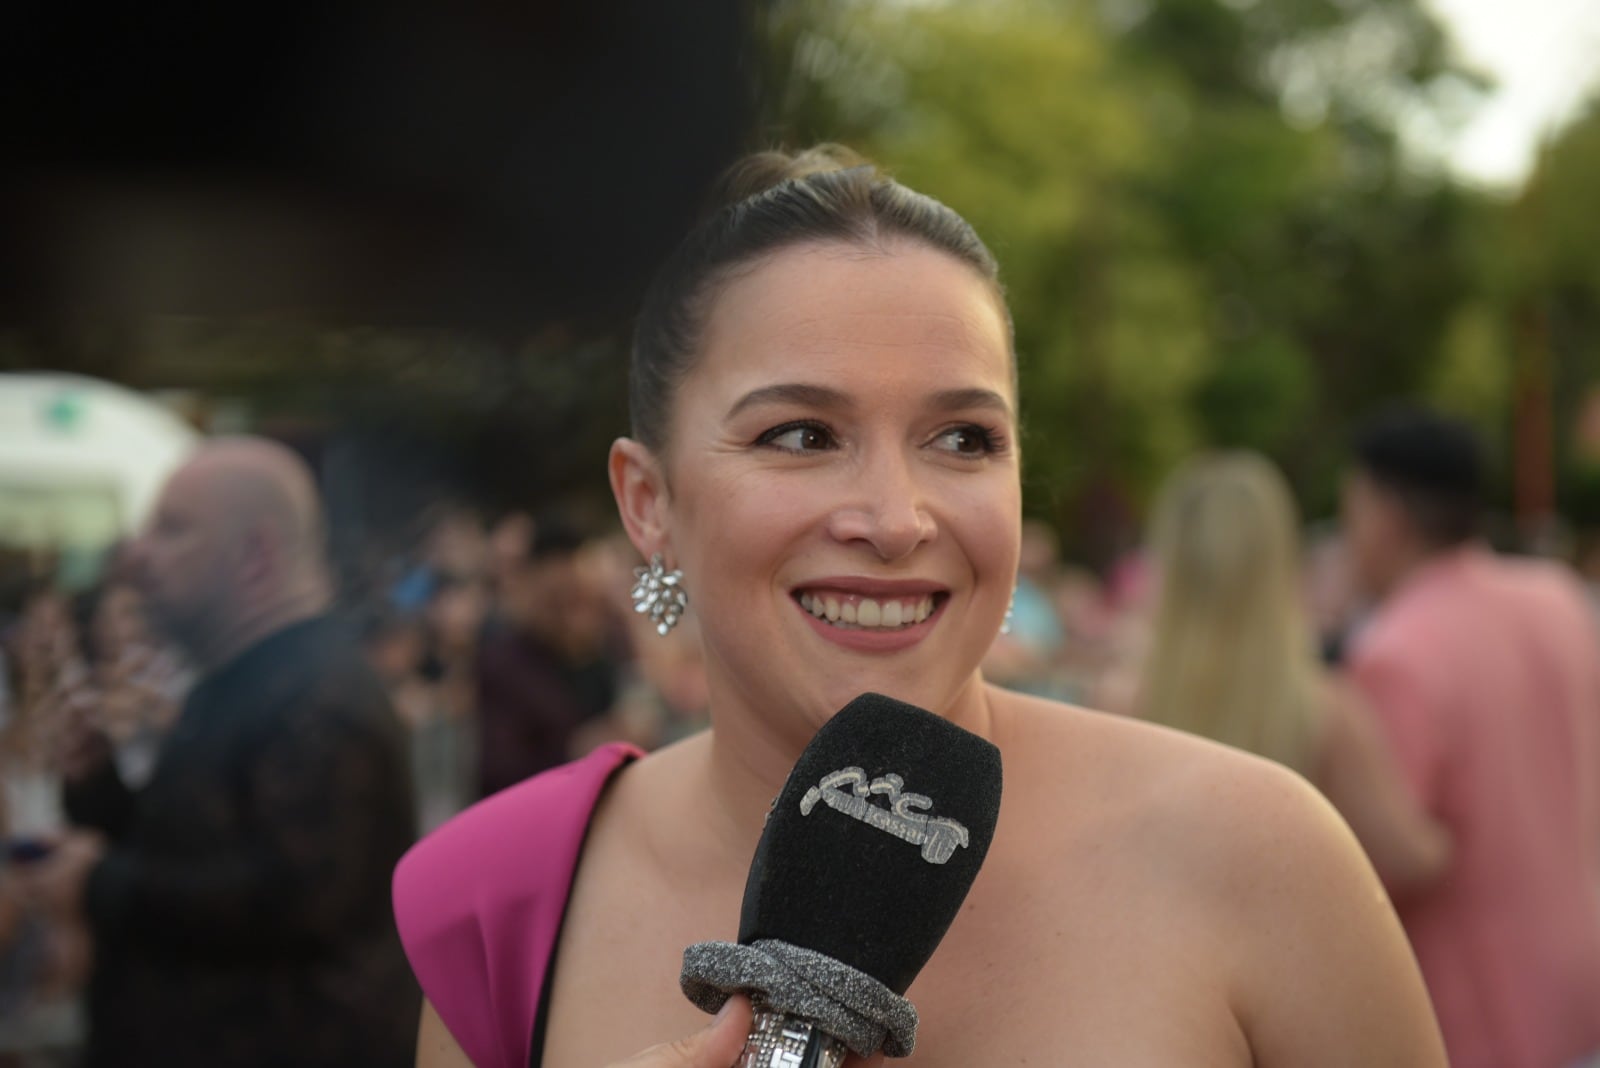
[393,742,642,1068]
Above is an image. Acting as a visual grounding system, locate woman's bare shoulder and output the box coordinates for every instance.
[990,687,1387,966]
[991,685,1317,819]
[988,686,1443,1065]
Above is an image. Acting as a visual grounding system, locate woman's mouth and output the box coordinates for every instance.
[795,590,943,630]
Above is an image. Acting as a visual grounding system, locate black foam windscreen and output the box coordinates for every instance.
[738,693,1003,996]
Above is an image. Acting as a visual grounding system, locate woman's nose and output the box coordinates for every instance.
[825,452,937,561]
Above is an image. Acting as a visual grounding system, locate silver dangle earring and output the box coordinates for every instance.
[631,553,688,637]
[1001,587,1017,635]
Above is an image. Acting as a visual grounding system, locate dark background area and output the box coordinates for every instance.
[1,0,752,534]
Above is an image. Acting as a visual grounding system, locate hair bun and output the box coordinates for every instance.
[712,143,875,208]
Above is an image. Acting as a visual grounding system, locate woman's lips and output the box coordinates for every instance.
[790,585,949,650]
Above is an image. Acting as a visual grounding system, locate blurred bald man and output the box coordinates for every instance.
[35,438,418,1068]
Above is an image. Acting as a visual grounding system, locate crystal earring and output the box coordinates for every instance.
[631,553,688,637]
[1001,587,1016,635]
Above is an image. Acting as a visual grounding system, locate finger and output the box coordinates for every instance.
[614,996,753,1068]
[843,1054,886,1068]
[700,997,753,1064]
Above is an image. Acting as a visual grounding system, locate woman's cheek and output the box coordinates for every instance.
[945,478,1022,564]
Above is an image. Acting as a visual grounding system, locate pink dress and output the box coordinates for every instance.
[1350,549,1600,1068]
[392,742,641,1068]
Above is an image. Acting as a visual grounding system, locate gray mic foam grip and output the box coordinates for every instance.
[680,939,916,1056]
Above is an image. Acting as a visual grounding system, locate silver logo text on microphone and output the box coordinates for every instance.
[799,767,969,864]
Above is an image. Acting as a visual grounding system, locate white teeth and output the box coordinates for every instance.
[797,591,939,630]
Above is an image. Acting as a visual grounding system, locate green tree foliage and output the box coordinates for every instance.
[1506,100,1600,525]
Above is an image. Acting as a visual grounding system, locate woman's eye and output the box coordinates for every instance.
[758,422,837,452]
[932,425,998,456]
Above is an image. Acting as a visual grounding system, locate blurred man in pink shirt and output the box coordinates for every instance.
[1343,408,1600,1068]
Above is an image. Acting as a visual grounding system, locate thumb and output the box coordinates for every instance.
[614,996,753,1068]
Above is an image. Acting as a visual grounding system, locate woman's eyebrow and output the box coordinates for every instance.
[726,383,1014,422]
[931,388,1013,420]
[726,383,851,419]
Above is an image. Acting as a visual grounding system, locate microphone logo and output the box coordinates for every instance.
[799,768,970,864]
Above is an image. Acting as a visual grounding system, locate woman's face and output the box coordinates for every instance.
[643,240,1021,733]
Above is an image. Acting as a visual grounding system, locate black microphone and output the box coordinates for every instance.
[681,692,1003,1066]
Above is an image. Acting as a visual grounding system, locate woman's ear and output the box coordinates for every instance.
[609,437,672,561]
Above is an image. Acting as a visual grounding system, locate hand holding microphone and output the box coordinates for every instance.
[601,693,998,1068]
[605,997,889,1068]
[605,997,754,1068]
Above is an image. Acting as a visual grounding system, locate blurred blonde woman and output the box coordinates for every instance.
[1142,452,1322,770]
[1139,451,1451,892]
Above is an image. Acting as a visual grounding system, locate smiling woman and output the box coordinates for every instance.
[392,147,1447,1068]
[621,234,1020,733]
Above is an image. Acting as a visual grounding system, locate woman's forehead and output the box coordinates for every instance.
[693,241,1013,404]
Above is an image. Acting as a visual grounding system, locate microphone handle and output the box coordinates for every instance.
[741,1009,849,1068]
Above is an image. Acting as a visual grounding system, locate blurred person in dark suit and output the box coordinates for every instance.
[20,438,419,1068]
[1343,409,1600,1068]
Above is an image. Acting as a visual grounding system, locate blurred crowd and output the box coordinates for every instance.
[2,408,1599,1066]
[1,562,190,1059]
[0,504,716,1064]
[350,506,712,833]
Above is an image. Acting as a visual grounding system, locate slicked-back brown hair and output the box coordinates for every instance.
[629,144,1009,451]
